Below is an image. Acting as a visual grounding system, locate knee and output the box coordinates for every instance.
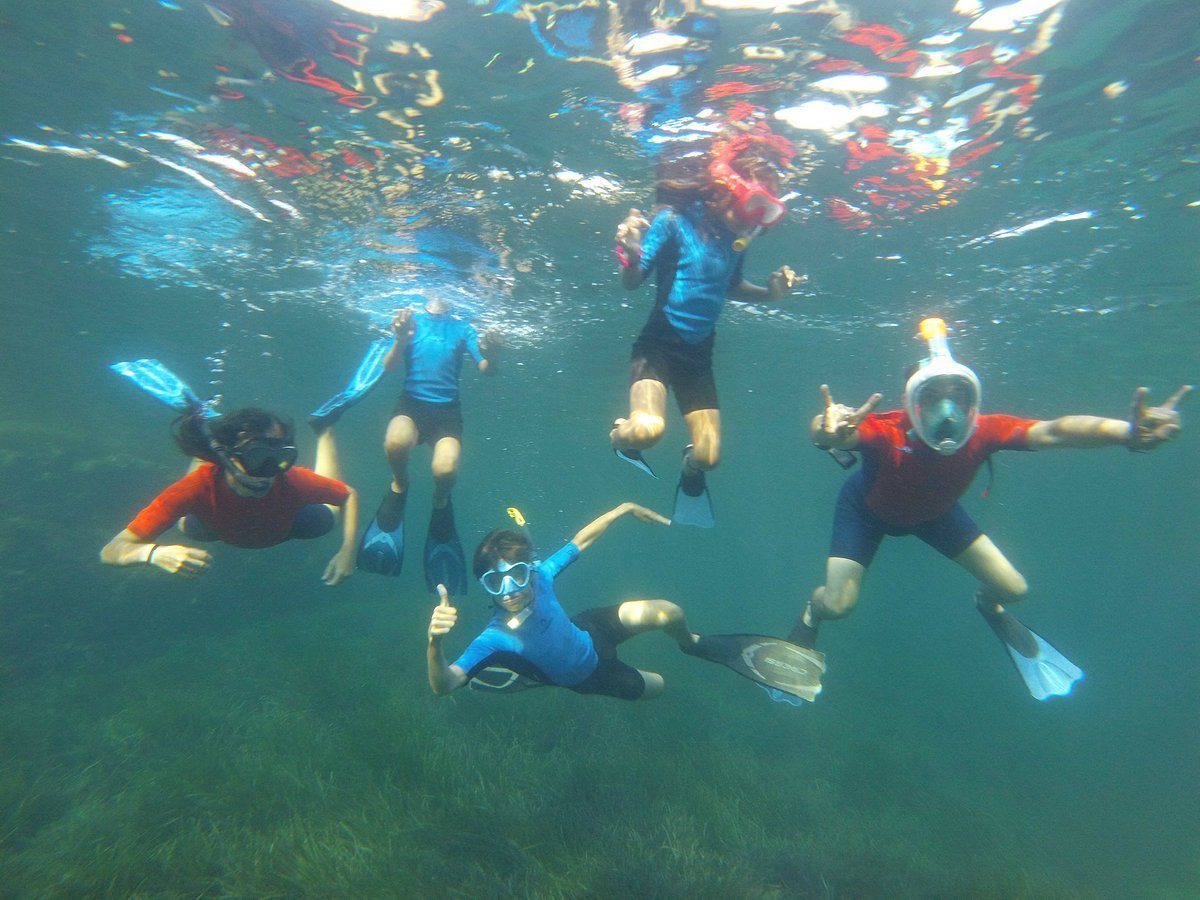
[986,571,1028,603]
[647,599,684,627]
[431,458,459,483]
[384,431,415,458]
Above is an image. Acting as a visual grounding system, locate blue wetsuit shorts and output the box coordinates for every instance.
[829,469,982,567]
[630,317,718,415]
[392,393,464,445]
[182,503,334,543]
[568,605,647,701]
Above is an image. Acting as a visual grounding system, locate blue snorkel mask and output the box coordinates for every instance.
[479,559,533,598]
[904,318,981,455]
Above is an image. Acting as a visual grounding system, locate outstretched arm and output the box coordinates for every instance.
[731,266,805,302]
[100,528,212,576]
[427,585,468,695]
[810,384,883,450]
[571,502,670,552]
[321,486,359,586]
[1026,385,1191,451]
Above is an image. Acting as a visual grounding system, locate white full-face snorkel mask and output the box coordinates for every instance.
[903,318,981,455]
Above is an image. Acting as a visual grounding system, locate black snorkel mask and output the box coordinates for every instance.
[195,413,296,488]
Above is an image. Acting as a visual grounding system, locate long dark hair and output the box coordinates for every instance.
[653,139,787,214]
[173,407,294,463]
[472,528,534,579]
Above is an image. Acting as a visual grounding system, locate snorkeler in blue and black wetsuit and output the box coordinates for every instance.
[610,128,803,527]
[425,502,827,703]
[426,502,698,699]
[356,298,502,590]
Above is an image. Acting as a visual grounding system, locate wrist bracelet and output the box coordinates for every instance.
[614,244,632,268]
[146,544,160,566]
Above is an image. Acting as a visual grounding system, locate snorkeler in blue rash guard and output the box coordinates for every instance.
[358,298,502,589]
[610,129,804,527]
[426,503,701,700]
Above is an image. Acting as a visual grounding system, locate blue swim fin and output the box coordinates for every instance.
[614,448,657,479]
[978,603,1084,700]
[309,338,392,429]
[759,685,807,707]
[424,500,467,597]
[358,489,406,576]
[672,469,714,528]
[110,359,212,414]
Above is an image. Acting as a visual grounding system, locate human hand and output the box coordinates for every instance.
[429,585,458,639]
[627,503,671,526]
[149,544,211,577]
[817,384,882,444]
[767,265,803,299]
[1128,384,1191,451]
[322,549,355,586]
[616,208,649,253]
[481,327,505,354]
[391,307,415,340]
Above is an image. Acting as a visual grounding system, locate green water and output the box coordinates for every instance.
[2,0,1198,896]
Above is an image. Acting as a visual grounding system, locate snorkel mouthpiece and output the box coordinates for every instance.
[904,318,981,455]
[731,226,763,252]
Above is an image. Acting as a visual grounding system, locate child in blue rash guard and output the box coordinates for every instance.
[609,128,805,509]
[357,297,502,586]
[426,502,701,700]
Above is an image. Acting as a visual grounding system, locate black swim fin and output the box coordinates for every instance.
[683,634,824,702]
[358,489,406,576]
[467,666,550,694]
[424,500,467,596]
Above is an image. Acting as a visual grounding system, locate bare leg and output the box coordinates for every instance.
[681,408,721,472]
[637,670,665,699]
[617,599,697,647]
[314,428,342,480]
[429,436,462,509]
[953,534,1028,611]
[314,427,345,516]
[611,378,667,450]
[614,600,695,702]
[383,415,419,495]
[790,556,866,646]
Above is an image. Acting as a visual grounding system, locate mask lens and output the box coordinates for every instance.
[480,561,532,597]
[233,440,297,478]
[914,376,977,451]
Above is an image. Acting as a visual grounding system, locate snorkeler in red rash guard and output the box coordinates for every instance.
[787,318,1190,701]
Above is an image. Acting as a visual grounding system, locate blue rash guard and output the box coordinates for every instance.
[452,542,600,686]
[637,204,746,344]
[403,309,484,404]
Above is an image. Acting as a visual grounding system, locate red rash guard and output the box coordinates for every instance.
[127,463,349,549]
[854,410,1037,526]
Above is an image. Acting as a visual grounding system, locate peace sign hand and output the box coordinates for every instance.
[815,384,882,447]
[1128,384,1191,451]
